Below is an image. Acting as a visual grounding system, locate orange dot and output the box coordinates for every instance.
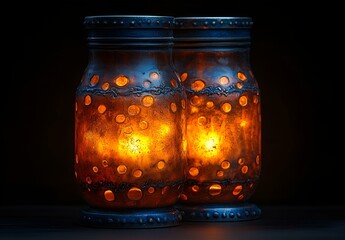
[221,102,232,113]
[104,190,115,201]
[191,80,205,91]
[238,158,245,165]
[179,193,188,201]
[75,101,78,112]
[192,185,199,192]
[239,96,248,106]
[221,160,230,169]
[139,120,148,129]
[189,167,199,176]
[90,74,99,86]
[142,95,154,107]
[117,164,127,174]
[102,82,110,90]
[170,102,177,112]
[209,184,222,196]
[197,116,207,125]
[149,72,160,80]
[148,187,155,193]
[133,169,143,178]
[238,194,244,200]
[171,79,177,88]
[98,104,106,114]
[237,72,247,81]
[180,73,188,82]
[253,95,259,104]
[114,75,129,87]
[92,166,98,173]
[128,105,140,115]
[84,95,91,106]
[86,176,92,184]
[206,101,214,108]
[102,160,108,167]
[256,155,260,165]
[237,82,243,89]
[143,80,152,88]
[217,170,224,177]
[75,154,79,164]
[157,160,165,170]
[241,165,248,174]
[115,114,126,123]
[123,126,133,134]
[233,185,242,196]
[181,99,186,109]
[162,186,170,195]
[219,76,229,85]
[190,96,203,106]
[128,187,142,200]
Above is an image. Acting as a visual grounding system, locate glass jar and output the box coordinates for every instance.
[74,15,186,228]
[173,17,261,221]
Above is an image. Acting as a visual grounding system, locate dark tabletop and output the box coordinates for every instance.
[1,205,344,240]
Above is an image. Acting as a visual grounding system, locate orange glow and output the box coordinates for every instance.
[119,134,150,158]
[75,17,186,211]
[197,131,221,157]
[158,124,171,136]
[240,120,247,127]
[173,22,261,207]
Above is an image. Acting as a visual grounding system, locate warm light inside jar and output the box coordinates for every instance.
[75,64,186,210]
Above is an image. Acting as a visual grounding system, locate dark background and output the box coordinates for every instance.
[4,0,344,206]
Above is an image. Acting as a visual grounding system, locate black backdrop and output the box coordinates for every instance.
[4,0,344,206]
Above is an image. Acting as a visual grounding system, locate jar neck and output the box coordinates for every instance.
[173,48,251,66]
[87,48,174,66]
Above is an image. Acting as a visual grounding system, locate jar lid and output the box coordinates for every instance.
[84,15,174,29]
[173,17,253,48]
[83,15,174,48]
[174,17,253,29]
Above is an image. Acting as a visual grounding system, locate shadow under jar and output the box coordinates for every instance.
[173,17,261,221]
[74,15,186,228]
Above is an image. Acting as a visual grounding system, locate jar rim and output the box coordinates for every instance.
[174,17,253,29]
[84,15,174,29]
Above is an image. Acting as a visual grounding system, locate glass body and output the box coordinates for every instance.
[173,17,261,205]
[74,16,186,209]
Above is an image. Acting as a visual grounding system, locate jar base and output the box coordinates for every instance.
[80,207,182,228]
[176,203,261,222]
